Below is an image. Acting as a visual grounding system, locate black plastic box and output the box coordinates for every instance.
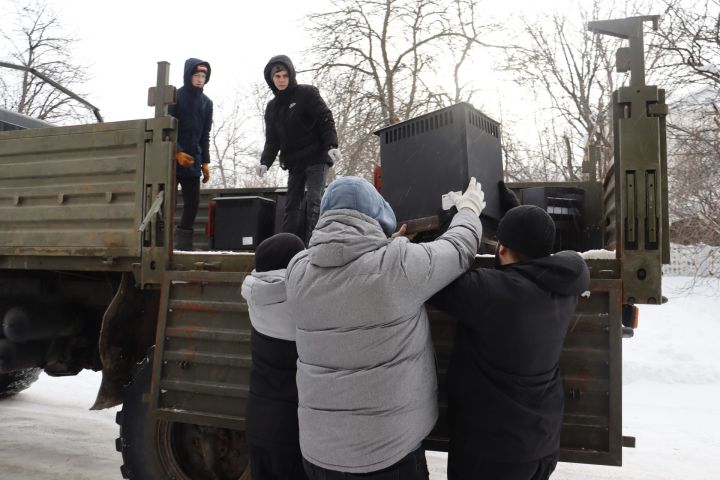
[211,196,276,251]
[520,186,603,252]
[375,103,503,227]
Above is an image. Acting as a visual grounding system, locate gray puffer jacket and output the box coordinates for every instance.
[241,269,295,341]
[286,208,481,473]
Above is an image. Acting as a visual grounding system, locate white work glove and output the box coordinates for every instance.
[447,177,486,216]
[328,148,342,164]
[256,164,268,177]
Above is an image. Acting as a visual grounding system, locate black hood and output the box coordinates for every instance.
[182,57,211,88]
[505,250,590,296]
[263,55,297,94]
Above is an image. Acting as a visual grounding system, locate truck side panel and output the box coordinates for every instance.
[0,120,147,260]
[151,268,254,430]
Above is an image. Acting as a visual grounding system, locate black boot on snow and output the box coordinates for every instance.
[174,227,194,251]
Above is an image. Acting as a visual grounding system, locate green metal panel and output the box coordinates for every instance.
[560,278,623,465]
[614,86,666,304]
[0,120,147,260]
[589,15,668,304]
[151,270,253,430]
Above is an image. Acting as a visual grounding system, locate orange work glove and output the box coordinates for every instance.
[202,163,210,183]
[176,151,194,168]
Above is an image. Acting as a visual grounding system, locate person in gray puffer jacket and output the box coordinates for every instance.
[285,175,485,479]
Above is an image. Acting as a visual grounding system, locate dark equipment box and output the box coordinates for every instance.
[520,185,604,252]
[211,196,276,251]
[375,102,503,235]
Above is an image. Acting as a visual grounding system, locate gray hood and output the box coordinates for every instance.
[307,209,389,268]
[286,208,482,473]
[240,269,296,341]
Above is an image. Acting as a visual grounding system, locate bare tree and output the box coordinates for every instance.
[499,1,630,181]
[0,0,93,124]
[653,0,720,91]
[652,0,720,244]
[313,68,385,180]
[305,0,496,178]
[207,95,261,189]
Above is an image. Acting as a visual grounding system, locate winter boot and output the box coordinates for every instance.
[175,227,194,251]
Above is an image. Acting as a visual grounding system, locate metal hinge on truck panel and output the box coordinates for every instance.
[150,270,252,431]
[138,61,178,288]
[588,16,669,305]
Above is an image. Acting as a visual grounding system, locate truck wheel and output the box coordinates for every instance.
[0,368,41,399]
[116,349,251,480]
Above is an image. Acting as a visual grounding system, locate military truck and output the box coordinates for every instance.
[0,16,667,480]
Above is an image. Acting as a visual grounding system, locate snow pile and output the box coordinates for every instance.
[663,243,720,278]
[581,249,616,260]
[624,279,720,385]
[0,277,718,479]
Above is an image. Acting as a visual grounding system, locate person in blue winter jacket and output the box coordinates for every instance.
[241,233,308,480]
[169,57,213,250]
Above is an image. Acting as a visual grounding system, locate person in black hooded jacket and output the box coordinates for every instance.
[168,57,213,250]
[256,55,339,244]
[429,205,591,480]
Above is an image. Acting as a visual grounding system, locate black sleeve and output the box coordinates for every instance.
[260,103,280,168]
[428,269,489,330]
[498,180,520,214]
[307,86,338,148]
[201,99,213,164]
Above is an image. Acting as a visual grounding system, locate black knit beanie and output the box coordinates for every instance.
[270,63,288,77]
[497,205,556,259]
[254,233,305,272]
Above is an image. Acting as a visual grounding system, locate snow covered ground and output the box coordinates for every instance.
[1,276,718,479]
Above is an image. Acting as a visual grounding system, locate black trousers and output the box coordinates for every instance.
[177,175,200,230]
[303,448,429,480]
[284,163,327,244]
[447,450,559,480]
[250,444,308,480]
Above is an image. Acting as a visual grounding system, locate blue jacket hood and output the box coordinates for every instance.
[183,57,211,88]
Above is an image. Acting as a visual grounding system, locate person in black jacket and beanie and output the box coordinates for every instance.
[169,57,213,250]
[430,205,591,480]
[240,233,307,480]
[256,55,340,244]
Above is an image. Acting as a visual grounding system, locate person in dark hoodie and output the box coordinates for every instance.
[256,55,340,244]
[168,57,213,250]
[429,205,591,480]
[240,232,307,480]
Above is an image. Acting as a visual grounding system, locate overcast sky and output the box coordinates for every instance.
[5,0,576,123]
[45,0,333,121]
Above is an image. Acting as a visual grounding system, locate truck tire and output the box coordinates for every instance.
[116,349,251,480]
[0,368,41,399]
